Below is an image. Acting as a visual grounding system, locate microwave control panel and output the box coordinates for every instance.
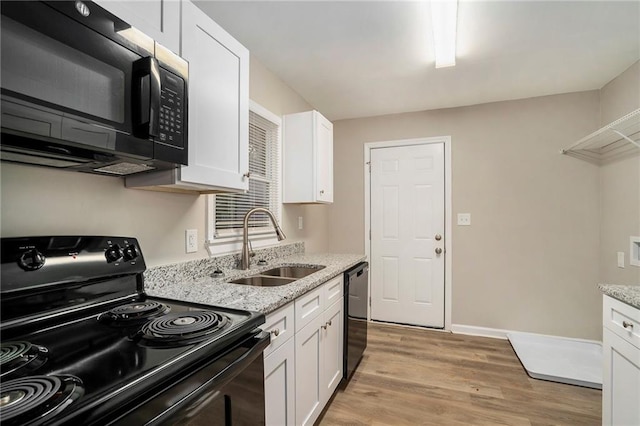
[158,71,185,148]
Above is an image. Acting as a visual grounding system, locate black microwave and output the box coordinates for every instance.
[0,1,188,176]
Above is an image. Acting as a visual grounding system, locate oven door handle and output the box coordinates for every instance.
[132,57,161,139]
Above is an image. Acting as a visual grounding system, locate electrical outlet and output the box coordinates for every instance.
[298,216,304,230]
[617,252,625,268]
[457,213,471,226]
[186,229,198,253]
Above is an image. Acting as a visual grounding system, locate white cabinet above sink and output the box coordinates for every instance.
[283,110,333,204]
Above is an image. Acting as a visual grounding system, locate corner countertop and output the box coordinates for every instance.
[599,284,640,310]
[145,253,366,315]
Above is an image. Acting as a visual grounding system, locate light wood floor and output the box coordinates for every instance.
[319,322,601,426]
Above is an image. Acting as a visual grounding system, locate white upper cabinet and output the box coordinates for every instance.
[94,0,180,53]
[126,0,249,193]
[178,0,249,192]
[283,110,333,203]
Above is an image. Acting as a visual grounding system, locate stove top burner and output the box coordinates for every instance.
[140,311,230,346]
[98,301,170,326]
[0,375,83,426]
[0,342,48,379]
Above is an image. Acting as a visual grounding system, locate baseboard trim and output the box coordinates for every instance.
[451,324,602,344]
[450,324,512,340]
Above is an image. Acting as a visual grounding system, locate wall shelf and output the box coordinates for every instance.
[561,108,640,164]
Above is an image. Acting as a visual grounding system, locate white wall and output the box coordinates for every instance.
[598,61,640,285]
[329,91,603,339]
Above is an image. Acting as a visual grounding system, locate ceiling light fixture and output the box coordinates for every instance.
[431,0,458,68]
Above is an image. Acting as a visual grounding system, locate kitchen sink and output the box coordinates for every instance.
[261,265,325,279]
[229,265,325,287]
[230,276,296,287]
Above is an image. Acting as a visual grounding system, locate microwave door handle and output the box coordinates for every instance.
[132,57,161,138]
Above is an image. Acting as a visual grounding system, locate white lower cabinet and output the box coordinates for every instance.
[264,276,344,426]
[322,299,344,401]
[295,313,325,426]
[264,337,295,426]
[602,295,640,426]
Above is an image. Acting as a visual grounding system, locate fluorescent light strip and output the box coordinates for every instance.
[431,0,458,68]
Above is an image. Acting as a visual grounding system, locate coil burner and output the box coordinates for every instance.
[0,375,83,426]
[98,301,170,326]
[139,311,230,346]
[0,342,48,379]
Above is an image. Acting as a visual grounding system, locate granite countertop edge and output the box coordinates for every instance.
[599,284,640,310]
[145,253,367,315]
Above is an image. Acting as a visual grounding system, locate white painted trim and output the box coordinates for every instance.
[450,324,511,340]
[249,99,282,127]
[452,324,603,345]
[364,136,453,331]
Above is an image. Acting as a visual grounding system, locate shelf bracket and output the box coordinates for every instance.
[611,130,640,149]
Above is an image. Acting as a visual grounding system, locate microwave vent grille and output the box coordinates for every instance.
[94,163,155,176]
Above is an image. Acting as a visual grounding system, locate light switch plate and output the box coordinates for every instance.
[617,252,625,268]
[298,216,304,230]
[186,229,198,253]
[457,213,471,226]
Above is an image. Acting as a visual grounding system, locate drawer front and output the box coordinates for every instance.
[296,285,324,333]
[264,302,295,357]
[603,295,640,349]
[323,275,343,308]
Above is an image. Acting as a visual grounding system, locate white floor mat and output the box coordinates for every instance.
[507,332,602,389]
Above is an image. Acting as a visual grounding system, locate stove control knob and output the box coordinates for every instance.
[18,249,46,271]
[122,244,139,261]
[105,245,124,263]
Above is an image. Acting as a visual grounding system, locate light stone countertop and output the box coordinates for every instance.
[145,252,367,315]
[599,284,640,310]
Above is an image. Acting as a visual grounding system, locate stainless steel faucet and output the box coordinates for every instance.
[240,207,286,270]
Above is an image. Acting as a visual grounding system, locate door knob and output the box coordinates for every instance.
[435,248,443,255]
[435,234,442,241]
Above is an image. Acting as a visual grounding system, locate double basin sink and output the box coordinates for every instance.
[230,265,325,287]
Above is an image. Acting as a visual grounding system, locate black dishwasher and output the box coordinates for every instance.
[343,262,369,383]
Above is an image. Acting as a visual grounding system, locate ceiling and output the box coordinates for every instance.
[195,1,640,121]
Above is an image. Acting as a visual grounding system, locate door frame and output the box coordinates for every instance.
[364,136,452,331]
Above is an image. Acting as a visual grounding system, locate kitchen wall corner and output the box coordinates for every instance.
[598,60,640,285]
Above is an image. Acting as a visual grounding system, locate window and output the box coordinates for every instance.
[206,102,281,254]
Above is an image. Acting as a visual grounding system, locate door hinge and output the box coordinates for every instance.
[369,297,371,307]
[366,161,371,173]
[369,229,371,240]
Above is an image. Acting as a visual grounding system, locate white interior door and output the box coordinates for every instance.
[370,143,445,328]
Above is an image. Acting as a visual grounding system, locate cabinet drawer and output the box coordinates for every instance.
[603,295,640,349]
[323,275,343,308]
[296,285,324,333]
[264,302,295,357]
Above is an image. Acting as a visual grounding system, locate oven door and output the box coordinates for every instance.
[0,1,165,161]
[110,331,270,426]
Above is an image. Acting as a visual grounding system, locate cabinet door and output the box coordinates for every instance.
[322,298,344,404]
[180,1,249,191]
[603,328,640,426]
[295,314,325,426]
[94,0,180,53]
[264,338,295,426]
[315,113,333,203]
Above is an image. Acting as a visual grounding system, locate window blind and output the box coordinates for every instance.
[214,110,280,233]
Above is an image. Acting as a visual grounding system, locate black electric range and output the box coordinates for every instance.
[0,236,268,425]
